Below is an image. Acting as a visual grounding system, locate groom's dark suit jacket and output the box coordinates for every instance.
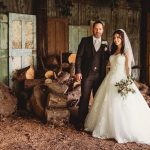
[75,36,110,80]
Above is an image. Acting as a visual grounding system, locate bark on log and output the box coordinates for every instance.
[12,66,30,81]
[61,62,70,72]
[47,93,67,108]
[67,85,81,101]
[57,72,70,84]
[46,81,68,94]
[45,55,59,72]
[45,108,70,126]
[24,79,45,89]
[30,84,49,121]
[69,63,75,76]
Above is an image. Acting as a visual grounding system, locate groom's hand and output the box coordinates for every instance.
[76,73,82,81]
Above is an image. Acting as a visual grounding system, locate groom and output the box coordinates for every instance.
[75,20,110,131]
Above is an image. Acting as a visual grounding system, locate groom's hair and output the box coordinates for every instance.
[111,30,125,55]
[93,20,104,29]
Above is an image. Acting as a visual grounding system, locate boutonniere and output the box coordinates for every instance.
[104,47,108,51]
[101,41,108,51]
[101,41,108,45]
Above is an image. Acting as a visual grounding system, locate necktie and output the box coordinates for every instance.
[94,39,100,51]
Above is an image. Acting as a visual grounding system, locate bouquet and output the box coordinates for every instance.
[115,75,135,99]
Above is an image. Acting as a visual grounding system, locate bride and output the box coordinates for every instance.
[84,29,150,145]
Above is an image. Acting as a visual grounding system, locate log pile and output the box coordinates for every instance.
[12,53,77,126]
[45,81,70,126]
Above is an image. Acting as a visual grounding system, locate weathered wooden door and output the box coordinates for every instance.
[9,13,36,86]
[0,14,8,84]
[48,18,68,55]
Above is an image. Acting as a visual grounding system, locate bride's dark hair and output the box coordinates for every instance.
[111,29,125,55]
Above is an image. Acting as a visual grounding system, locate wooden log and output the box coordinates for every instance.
[57,72,70,84]
[45,55,59,72]
[25,65,35,79]
[24,79,45,89]
[46,81,69,94]
[46,55,59,66]
[47,92,67,108]
[12,66,30,81]
[45,108,70,126]
[67,85,81,101]
[12,80,30,110]
[62,62,70,72]
[45,70,54,79]
[69,63,75,76]
[30,84,49,121]
[73,80,81,89]
[68,53,76,64]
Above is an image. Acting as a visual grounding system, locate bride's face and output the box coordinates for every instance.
[113,33,122,46]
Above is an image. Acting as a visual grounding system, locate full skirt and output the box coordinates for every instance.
[84,71,150,145]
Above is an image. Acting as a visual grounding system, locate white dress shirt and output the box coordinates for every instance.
[93,36,101,52]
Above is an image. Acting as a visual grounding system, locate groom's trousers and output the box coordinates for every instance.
[78,71,102,125]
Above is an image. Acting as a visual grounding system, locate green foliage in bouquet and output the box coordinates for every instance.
[115,75,136,99]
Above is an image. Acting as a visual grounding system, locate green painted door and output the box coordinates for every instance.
[9,13,36,87]
[0,14,8,85]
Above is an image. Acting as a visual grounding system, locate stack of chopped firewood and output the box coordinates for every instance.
[45,79,70,126]
[25,71,75,126]
[12,53,78,126]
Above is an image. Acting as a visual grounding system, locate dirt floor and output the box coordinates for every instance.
[0,115,150,150]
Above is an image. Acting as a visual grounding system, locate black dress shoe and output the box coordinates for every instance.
[75,123,84,131]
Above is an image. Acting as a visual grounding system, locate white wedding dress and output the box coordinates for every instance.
[84,54,150,145]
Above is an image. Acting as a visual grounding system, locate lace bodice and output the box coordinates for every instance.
[109,54,126,73]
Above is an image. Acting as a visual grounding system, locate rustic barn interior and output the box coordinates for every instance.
[0,0,150,149]
[0,0,150,85]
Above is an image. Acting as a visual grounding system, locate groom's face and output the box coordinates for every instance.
[93,23,104,38]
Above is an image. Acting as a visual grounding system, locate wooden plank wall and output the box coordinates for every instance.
[140,1,150,85]
[147,13,150,85]
[0,0,33,14]
[0,0,143,81]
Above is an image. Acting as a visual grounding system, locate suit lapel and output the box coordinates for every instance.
[88,36,95,56]
[98,39,105,52]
